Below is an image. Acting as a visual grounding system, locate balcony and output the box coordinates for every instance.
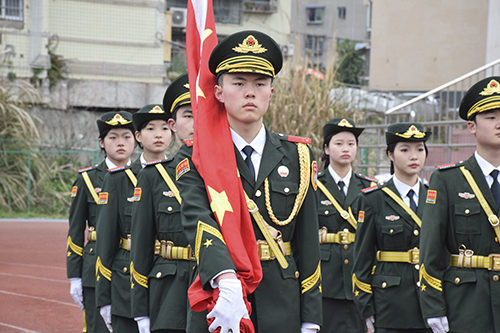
[242,1,277,14]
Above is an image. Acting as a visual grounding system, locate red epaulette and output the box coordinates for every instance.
[108,165,126,172]
[361,185,378,193]
[277,133,311,144]
[78,165,96,173]
[183,138,194,147]
[357,173,378,183]
[143,159,164,167]
[435,161,462,170]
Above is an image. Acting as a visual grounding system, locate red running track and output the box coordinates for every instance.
[0,220,83,332]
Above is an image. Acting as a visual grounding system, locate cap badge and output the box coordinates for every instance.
[338,118,353,128]
[233,35,268,54]
[396,125,425,139]
[184,83,190,89]
[479,79,500,96]
[278,165,289,177]
[106,113,132,125]
[148,105,164,114]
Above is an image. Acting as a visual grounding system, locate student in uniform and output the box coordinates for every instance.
[420,76,500,333]
[67,111,135,333]
[352,122,432,333]
[95,104,172,332]
[317,118,375,332]
[176,30,322,333]
[129,73,194,333]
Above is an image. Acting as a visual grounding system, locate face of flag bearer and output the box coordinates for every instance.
[169,104,194,141]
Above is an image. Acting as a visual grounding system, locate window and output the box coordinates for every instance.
[1,0,23,20]
[213,0,241,24]
[338,7,346,20]
[306,7,324,24]
[305,35,325,55]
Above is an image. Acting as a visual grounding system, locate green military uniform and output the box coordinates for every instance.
[95,158,142,333]
[67,111,134,333]
[352,122,432,333]
[130,76,193,333]
[130,157,194,332]
[176,129,322,333]
[419,77,500,333]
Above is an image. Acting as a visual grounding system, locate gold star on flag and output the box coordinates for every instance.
[207,186,233,225]
[204,239,213,248]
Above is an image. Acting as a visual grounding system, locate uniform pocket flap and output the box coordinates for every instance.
[444,269,477,285]
[320,249,331,261]
[280,257,299,280]
[381,223,404,235]
[454,202,480,216]
[148,263,177,279]
[318,209,336,217]
[124,205,132,216]
[270,181,299,196]
[372,274,401,289]
[158,201,180,214]
[111,259,130,275]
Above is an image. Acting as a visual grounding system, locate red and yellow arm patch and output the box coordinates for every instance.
[176,158,190,180]
[426,190,437,204]
[71,186,78,197]
[133,188,142,201]
[99,192,108,205]
[358,210,365,223]
[311,161,318,191]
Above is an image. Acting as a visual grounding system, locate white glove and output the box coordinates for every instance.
[427,316,449,333]
[69,277,84,310]
[207,279,249,333]
[365,315,375,332]
[134,316,151,333]
[100,304,113,332]
[301,322,319,332]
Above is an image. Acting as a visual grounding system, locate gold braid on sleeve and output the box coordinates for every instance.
[67,236,83,256]
[130,261,148,289]
[95,257,112,281]
[264,143,310,226]
[352,273,372,294]
[419,263,442,291]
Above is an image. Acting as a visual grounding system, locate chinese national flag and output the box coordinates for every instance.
[186,1,262,332]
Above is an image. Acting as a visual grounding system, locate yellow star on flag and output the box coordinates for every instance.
[207,185,233,225]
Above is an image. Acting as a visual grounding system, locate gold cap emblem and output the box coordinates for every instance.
[232,35,268,54]
[396,125,425,139]
[338,118,353,128]
[479,79,500,96]
[148,105,164,114]
[106,113,132,125]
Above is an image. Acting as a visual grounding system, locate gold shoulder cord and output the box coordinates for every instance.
[264,143,310,226]
[124,169,137,187]
[317,180,357,230]
[155,164,182,204]
[381,187,422,228]
[81,171,99,204]
[459,166,500,243]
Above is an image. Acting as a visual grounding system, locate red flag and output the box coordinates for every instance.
[186,1,262,331]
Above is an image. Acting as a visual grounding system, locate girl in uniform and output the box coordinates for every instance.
[352,122,432,333]
[67,111,135,333]
[95,104,172,332]
[317,118,376,332]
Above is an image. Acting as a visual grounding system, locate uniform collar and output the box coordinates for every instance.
[328,165,352,189]
[230,124,266,157]
[392,174,420,200]
[474,151,500,178]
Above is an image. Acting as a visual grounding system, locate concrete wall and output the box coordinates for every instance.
[369,0,488,92]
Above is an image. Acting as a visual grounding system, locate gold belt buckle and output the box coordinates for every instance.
[339,229,350,244]
[409,247,420,264]
[489,254,500,271]
[257,240,272,261]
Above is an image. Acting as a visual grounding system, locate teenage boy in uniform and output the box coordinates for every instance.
[420,76,500,333]
[176,30,322,333]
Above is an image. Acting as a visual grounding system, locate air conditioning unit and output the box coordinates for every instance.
[171,7,187,28]
[281,44,294,57]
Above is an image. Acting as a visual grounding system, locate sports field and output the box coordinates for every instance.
[0,219,83,332]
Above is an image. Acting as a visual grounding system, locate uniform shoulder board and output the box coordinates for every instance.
[435,161,463,170]
[183,138,194,147]
[361,185,379,194]
[78,165,97,173]
[143,159,165,168]
[356,173,378,183]
[276,133,311,144]
[108,165,127,173]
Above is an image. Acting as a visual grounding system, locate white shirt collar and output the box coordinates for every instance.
[474,151,499,177]
[328,165,352,189]
[105,157,120,169]
[230,125,266,157]
[392,174,420,200]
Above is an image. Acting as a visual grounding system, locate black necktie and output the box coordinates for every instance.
[242,145,256,180]
[338,180,346,199]
[407,189,417,213]
[491,169,500,208]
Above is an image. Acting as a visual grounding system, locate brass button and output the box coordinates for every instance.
[415,264,420,270]
[324,210,329,215]
[465,209,470,214]
[284,187,290,193]
[455,277,460,284]
[255,190,262,197]
[390,229,394,234]
[344,245,348,250]
[413,230,419,236]
[493,275,499,282]
[167,206,173,212]
[344,259,349,265]
[496,237,498,243]
[382,282,387,288]
[295,271,300,278]
[192,266,196,270]
[90,248,93,253]
[123,267,128,273]
[156,272,162,278]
